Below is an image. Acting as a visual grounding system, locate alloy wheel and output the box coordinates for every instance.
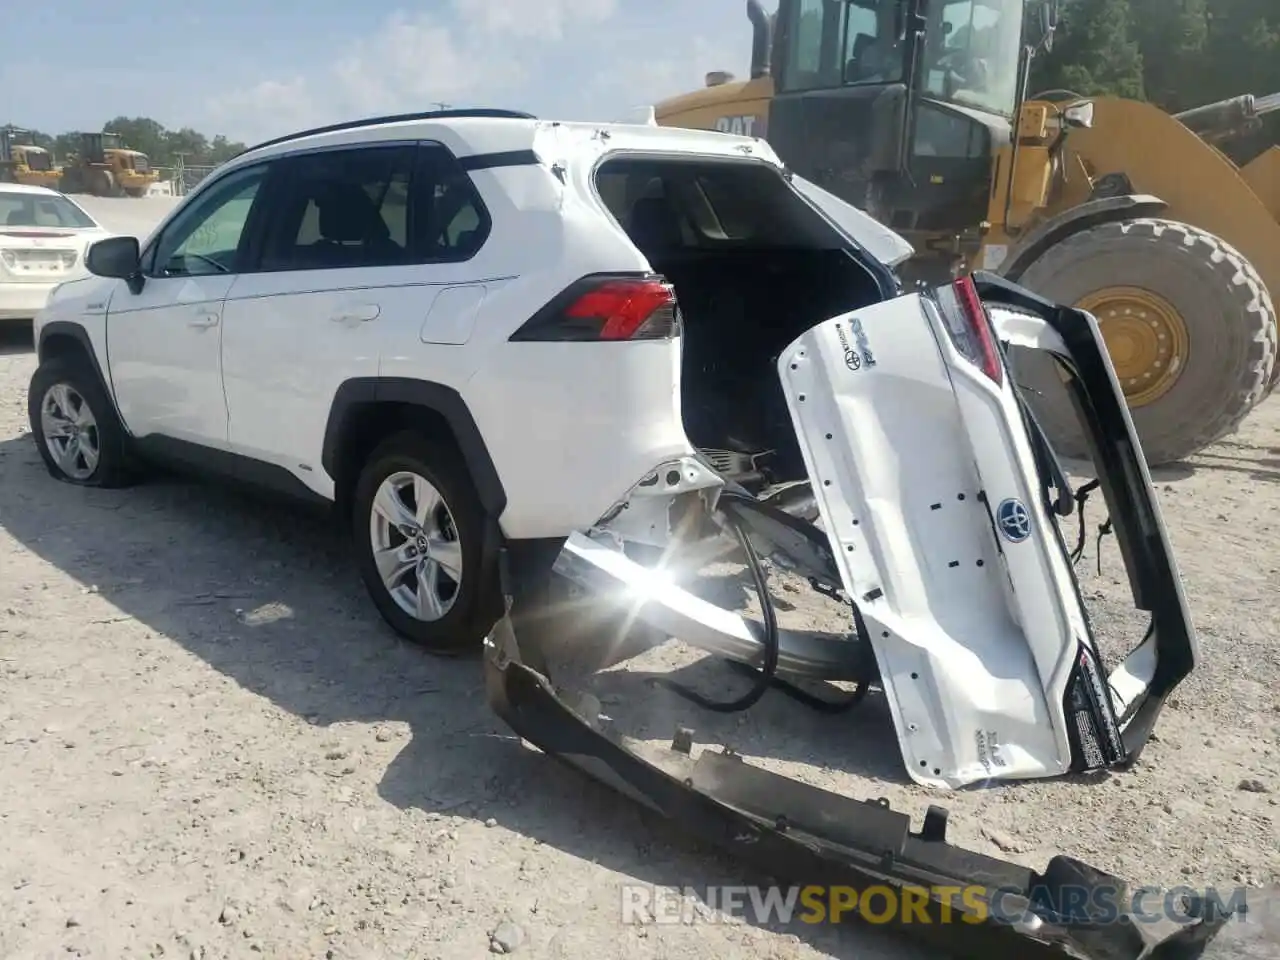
[40,383,100,481]
[368,471,464,622]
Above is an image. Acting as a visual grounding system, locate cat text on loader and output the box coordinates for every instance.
[0,128,61,189]
[653,0,1280,465]
[57,132,159,198]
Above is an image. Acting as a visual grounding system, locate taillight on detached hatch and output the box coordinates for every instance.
[934,275,1003,385]
[510,274,680,342]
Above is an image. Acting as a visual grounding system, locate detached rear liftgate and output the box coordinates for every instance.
[482,277,1239,959]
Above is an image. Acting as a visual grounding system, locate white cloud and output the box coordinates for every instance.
[204,0,744,143]
[451,0,617,39]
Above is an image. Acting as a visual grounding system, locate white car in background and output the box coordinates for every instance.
[0,184,112,321]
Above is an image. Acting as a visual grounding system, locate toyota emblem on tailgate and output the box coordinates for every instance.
[996,498,1030,543]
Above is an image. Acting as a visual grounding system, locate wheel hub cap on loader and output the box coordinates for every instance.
[1077,286,1190,407]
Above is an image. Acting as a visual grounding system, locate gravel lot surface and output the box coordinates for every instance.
[0,197,1276,959]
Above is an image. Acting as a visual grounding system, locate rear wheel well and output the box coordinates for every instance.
[330,402,467,524]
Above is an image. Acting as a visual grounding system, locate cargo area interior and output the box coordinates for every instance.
[595,156,885,487]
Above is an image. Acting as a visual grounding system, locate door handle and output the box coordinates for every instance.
[330,304,381,324]
[189,310,220,328]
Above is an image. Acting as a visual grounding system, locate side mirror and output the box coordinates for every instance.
[85,235,140,280]
[1063,101,1095,129]
[1037,0,1058,51]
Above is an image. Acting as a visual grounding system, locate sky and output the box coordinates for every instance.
[0,0,758,144]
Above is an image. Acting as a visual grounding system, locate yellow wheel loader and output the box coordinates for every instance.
[653,0,1280,465]
[58,132,159,198]
[0,128,62,189]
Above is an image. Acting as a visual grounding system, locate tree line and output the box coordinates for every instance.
[5,116,247,169]
[1030,0,1279,161]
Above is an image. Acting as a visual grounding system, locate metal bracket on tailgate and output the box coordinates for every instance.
[482,544,1234,960]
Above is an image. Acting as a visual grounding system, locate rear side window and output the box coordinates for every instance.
[255,143,490,272]
[258,145,416,271]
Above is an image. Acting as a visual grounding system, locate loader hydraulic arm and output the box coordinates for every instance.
[1173,91,1280,146]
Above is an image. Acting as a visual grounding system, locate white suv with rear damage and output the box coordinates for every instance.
[28,109,1197,799]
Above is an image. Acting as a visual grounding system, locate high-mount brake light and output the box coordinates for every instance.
[511,275,679,342]
[936,274,1004,385]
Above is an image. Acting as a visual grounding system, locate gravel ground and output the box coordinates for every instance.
[0,197,1276,958]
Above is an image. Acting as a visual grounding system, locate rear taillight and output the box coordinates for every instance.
[511,274,679,342]
[935,275,1003,385]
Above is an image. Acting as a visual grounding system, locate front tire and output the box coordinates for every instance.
[28,356,135,487]
[351,431,498,655]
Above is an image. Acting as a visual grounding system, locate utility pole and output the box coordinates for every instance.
[429,102,453,111]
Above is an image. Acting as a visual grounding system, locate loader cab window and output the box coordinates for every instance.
[842,1,905,85]
[779,0,906,91]
[780,0,834,91]
[923,0,1025,117]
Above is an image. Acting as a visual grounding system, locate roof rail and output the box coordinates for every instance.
[238,108,537,158]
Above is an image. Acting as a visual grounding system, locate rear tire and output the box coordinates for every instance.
[1011,218,1277,465]
[351,431,499,655]
[28,356,136,488]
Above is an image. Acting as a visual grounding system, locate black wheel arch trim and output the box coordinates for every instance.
[35,321,123,419]
[998,194,1168,282]
[322,377,507,518]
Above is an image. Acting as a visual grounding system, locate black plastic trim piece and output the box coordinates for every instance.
[320,378,506,517]
[36,321,121,418]
[482,540,1230,958]
[239,109,536,158]
[997,194,1167,282]
[131,435,331,510]
[458,149,541,171]
[971,270,1197,763]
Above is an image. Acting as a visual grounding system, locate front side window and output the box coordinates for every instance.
[0,191,97,229]
[922,0,1025,116]
[149,164,266,277]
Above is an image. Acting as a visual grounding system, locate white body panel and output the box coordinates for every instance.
[220,268,403,492]
[778,294,1089,788]
[106,275,235,446]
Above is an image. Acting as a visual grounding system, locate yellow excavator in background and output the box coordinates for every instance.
[58,132,159,198]
[654,0,1280,465]
[0,128,62,188]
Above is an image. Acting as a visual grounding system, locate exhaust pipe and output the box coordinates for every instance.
[747,0,773,79]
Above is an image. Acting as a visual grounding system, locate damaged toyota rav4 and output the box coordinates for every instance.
[31,110,1225,957]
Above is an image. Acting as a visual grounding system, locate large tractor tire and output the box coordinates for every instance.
[1011,218,1277,466]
